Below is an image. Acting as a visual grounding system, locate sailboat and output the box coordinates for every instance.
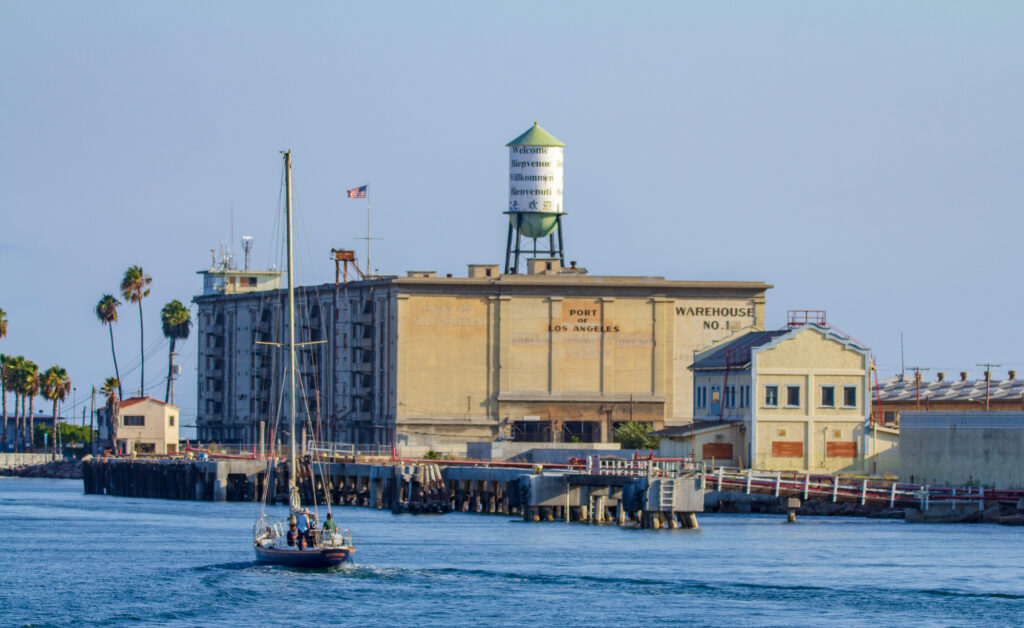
[252,150,355,568]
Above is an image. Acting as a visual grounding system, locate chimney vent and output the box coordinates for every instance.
[960,371,969,381]
[937,372,945,381]
[1010,370,1018,380]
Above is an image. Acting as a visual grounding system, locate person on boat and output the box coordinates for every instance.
[296,511,310,548]
[286,522,298,547]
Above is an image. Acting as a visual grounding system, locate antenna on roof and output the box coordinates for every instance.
[242,236,254,271]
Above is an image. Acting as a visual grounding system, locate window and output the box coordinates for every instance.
[764,385,778,407]
[169,416,175,427]
[843,386,858,408]
[786,386,801,407]
[124,415,145,427]
[821,386,835,407]
[695,386,707,409]
[725,385,736,408]
[739,385,751,408]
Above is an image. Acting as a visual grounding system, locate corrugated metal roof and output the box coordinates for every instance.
[690,330,788,370]
[506,122,565,147]
[877,377,1024,403]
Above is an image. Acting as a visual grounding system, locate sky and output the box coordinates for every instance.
[2,2,1022,436]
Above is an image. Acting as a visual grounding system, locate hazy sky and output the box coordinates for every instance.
[2,2,1022,436]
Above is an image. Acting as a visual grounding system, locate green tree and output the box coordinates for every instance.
[39,365,71,460]
[613,421,659,450]
[95,295,124,400]
[0,307,7,339]
[160,299,192,404]
[34,422,93,450]
[120,266,152,396]
[100,376,120,455]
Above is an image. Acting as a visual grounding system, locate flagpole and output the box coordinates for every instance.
[366,186,371,277]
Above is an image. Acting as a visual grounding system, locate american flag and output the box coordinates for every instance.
[347,185,367,199]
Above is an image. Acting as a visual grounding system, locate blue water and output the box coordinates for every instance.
[1,479,1022,627]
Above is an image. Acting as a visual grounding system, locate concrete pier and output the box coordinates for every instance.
[81,458,705,530]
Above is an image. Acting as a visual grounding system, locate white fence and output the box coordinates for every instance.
[0,453,51,469]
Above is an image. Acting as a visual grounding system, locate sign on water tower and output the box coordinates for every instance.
[504,122,568,274]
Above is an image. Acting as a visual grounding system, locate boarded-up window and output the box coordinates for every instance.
[702,443,733,460]
[827,441,857,458]
[772,441,804,457]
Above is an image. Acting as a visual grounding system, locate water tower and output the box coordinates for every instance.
[504,122,566,274]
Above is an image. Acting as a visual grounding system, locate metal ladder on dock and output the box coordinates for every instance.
[659,478,676,511]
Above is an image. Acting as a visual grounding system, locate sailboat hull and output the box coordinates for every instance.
[254,545,353,568]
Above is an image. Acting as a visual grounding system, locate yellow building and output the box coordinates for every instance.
[115,397,180,455]
[654,319,873,474]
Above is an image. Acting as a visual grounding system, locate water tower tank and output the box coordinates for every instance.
[507,122,565,238]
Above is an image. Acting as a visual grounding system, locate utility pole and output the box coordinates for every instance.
[908,367,931,410]
[169,352,177,407]
[977,363,1002,411]
[90,386,96,456]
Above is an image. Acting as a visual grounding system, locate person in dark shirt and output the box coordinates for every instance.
[286,523,298,547]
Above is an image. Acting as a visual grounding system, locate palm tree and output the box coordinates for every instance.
[160,300,192,404]
[6,355,24,451]
[95,295,124,400]
[40,366,71,460]
[121,266,152,396]
[0,354,11,451]
[0,307,7,339]
[19,360,39,451]
[100,376,120,455]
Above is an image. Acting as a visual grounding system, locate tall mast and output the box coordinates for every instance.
[284,150,300,510]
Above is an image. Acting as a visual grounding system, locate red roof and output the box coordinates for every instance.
[120,397,172,408]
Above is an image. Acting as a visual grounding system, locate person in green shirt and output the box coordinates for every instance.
[323,512,338,533]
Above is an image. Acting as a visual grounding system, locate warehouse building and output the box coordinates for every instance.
[874,370,1024,425]
[193,260,770,452]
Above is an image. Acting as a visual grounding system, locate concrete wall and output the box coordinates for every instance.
[900,412,1024,488]
[0,453,51,469]
[397,290,765,446]
[866,426,899,477]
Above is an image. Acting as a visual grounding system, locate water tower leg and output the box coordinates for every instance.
[504,222,514,273]
[513,215,524,273]
[556,215,566,265]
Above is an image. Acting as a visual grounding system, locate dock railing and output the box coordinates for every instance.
[696,467,1024,509]
[587,457,704,478]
